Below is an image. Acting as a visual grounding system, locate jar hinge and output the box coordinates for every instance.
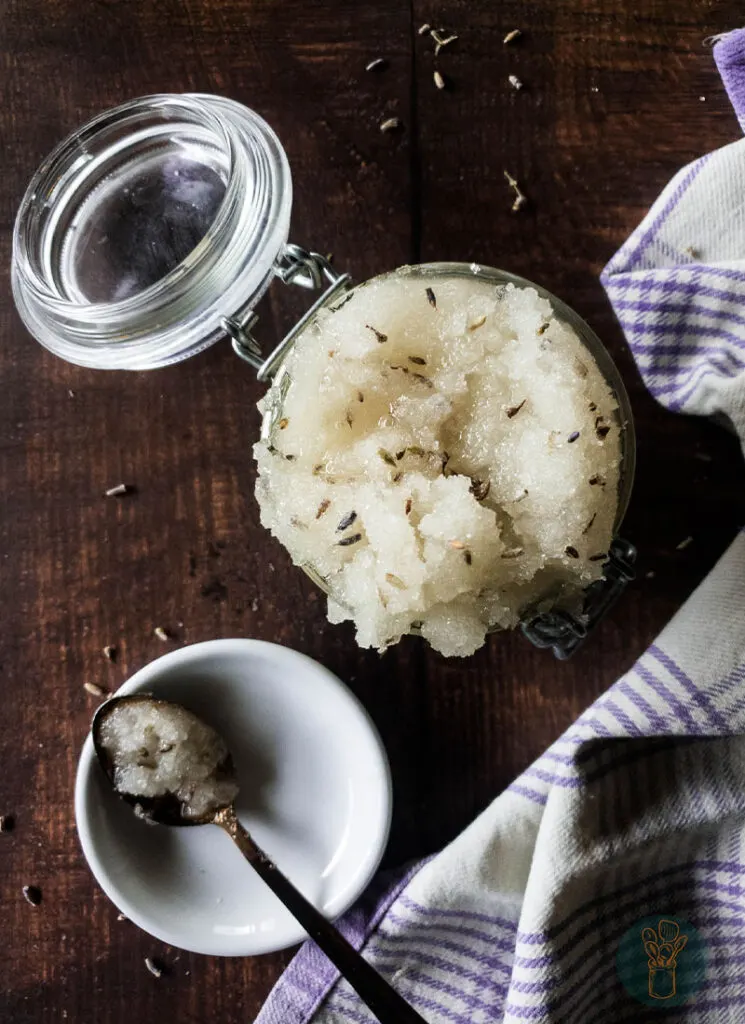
[223,244,351,380]
[520,537,637,659]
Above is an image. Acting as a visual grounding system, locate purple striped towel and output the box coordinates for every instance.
[257,31,745,1024]
[601,31,745,436]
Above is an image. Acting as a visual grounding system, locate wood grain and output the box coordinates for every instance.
[1,1,745,1021]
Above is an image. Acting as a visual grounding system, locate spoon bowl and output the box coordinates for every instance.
[92,693,236,827]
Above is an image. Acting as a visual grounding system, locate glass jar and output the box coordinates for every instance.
[11,93,636,658]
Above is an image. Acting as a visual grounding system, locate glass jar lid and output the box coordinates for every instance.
[12,94,292,369]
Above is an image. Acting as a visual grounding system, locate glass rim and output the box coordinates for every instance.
[11,93,292,369]
[12,94,237,320]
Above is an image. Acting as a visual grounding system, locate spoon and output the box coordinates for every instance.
[92,694,428,1024]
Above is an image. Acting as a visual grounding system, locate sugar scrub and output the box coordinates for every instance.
[254,270,622,657]
[98,700,238,820]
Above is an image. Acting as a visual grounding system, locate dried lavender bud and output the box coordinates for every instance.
[337,533,363,547]
[330,292,354,312]
[595,417,611,439]
[504,170,527,212]
[469,478,491,502]
[567,431,580,443]
[426,287,437,308]
[431,29,458,55]
[336,511,358,532]
[144,957,163,978]
[565,546,580,559]
[506,399,526,418]
[22,886,41,906]
[84,682,108,697]
[366,324,388,343]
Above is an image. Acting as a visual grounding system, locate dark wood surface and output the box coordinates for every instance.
[2,2,745,1021]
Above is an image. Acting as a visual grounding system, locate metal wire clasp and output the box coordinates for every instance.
[520,538,637,659]
[222,244,351,380]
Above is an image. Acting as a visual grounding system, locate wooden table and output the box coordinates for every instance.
[2,2,744,1021]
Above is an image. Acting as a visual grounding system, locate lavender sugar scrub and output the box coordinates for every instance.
[98,701,238,820]
[254,271,622,657]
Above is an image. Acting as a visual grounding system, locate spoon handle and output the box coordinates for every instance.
[216,807,429,1024]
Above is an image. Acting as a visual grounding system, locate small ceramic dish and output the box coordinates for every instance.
[75,639,392,956]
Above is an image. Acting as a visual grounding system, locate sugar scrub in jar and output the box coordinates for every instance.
[255,264,630,657]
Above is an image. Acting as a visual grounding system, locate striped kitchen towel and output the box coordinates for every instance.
[601,30,745,439]
[257,30,745,1024]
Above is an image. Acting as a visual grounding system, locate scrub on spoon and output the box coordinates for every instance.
[92,694,428,1024]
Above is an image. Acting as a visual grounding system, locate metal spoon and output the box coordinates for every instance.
[92,694,428,1024]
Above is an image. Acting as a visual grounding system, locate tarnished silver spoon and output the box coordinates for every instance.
[92,694,428,1024]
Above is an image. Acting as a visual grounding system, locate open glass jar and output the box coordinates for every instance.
[12,93,636,658]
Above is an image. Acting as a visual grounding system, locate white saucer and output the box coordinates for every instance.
[75,639,392,956]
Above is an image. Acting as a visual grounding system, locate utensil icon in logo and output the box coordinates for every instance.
[641,919,689,999]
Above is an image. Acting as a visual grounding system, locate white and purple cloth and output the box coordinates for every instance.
[601,30,745,439]
[257,31,745,1024]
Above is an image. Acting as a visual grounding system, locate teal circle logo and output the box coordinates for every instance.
[616,916,707,1007]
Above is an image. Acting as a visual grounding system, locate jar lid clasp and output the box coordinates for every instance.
[224,244,351,380]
